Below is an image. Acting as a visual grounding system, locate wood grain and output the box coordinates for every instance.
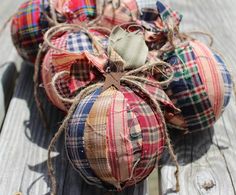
[159,1,236,195]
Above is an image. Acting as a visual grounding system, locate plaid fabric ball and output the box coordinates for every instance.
[65,84,177,190]
[163,40,232,132]
[41,29,109,111]
[11,0,51,63]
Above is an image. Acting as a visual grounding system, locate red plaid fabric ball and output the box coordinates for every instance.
[41,29,109,111]
[65,84,177,190]
[11,0,97,63]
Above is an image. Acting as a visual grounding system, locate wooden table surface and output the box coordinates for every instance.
[0,1,236,195]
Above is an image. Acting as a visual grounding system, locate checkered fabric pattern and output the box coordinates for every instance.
[11,0,50,63]
[163,44,216,132]
[67,32,93,52]
[214,52,232,111]
[65,85,166,190]
[63,0,96,22]
[121,86,164,187]
[84,88,121,189]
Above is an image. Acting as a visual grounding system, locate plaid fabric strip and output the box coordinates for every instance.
[66,89,103,186]
[42,34,71,111]
[156,1,182,29]
[121,86,164,187]
[107,91,134,182]
[69,59,95,90]
[213,52,232,111]
[191,40,225,119]
[67,32,93,53]
[11,0,50,62]
[52,52,98,94]
[63,0,96,22]
[164,44,215,132]
[84,88,120,189]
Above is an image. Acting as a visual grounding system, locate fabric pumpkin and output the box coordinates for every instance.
[65,84,178,190]
[163,40,232,132]
[41,29,109,111]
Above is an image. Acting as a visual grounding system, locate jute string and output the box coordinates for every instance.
[34,42,50,131]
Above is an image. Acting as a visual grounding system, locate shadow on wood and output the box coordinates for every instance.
[160,127,214,166]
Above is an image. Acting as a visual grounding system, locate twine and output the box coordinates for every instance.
[49,0,59,25]
[41,0,58,26]
[34,42,50,131]
[178,31,214,47]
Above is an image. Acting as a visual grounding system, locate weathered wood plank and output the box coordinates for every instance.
[159,0,236,195]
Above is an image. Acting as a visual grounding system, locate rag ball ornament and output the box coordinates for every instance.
[11,0,96,63]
